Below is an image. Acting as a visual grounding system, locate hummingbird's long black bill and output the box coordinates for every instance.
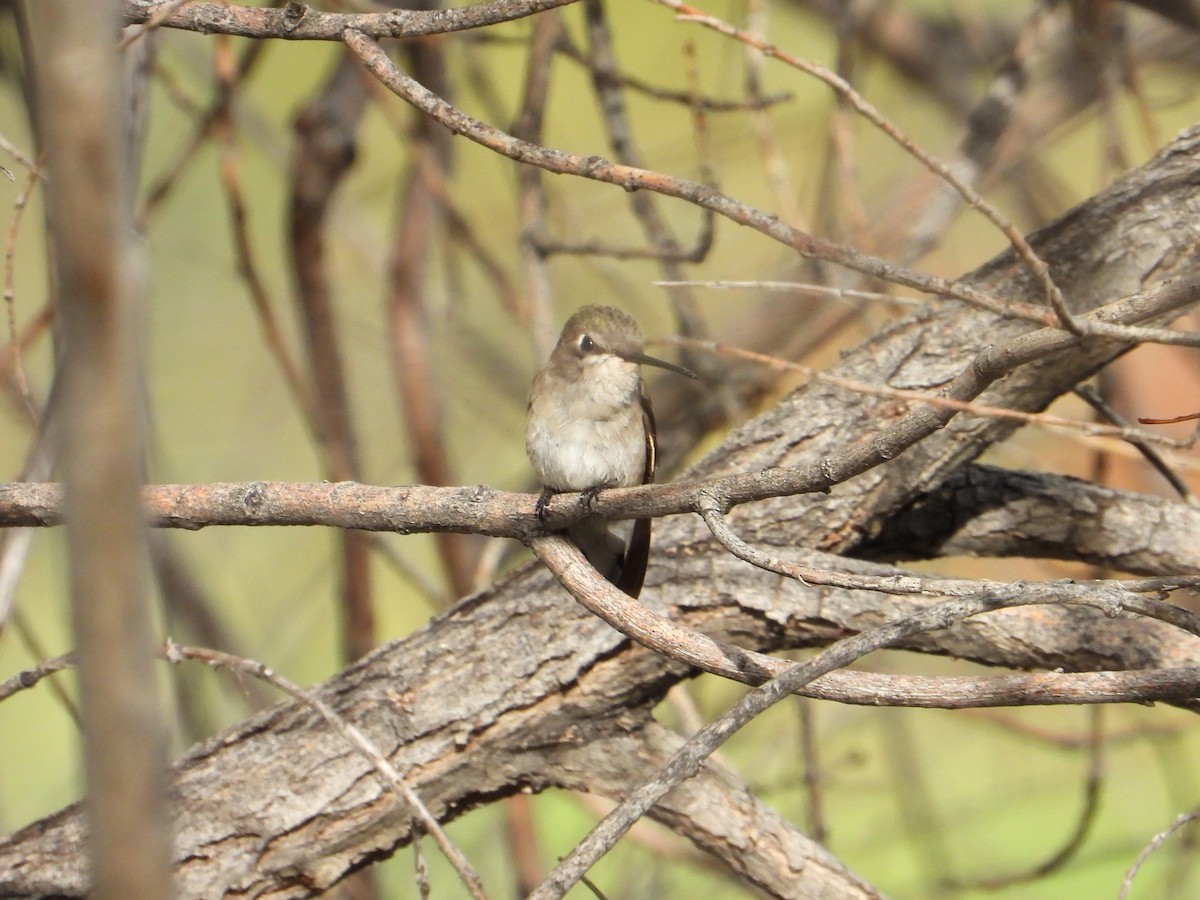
[620,351,698,380]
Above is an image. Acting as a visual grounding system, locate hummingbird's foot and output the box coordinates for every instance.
[535,487,556,521]
[580,485,602,513]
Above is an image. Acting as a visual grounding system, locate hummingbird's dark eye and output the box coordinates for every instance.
[578,334,596,352]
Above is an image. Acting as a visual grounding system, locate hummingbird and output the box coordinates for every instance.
[526,305,696,598]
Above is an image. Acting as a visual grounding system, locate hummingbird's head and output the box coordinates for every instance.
[552,305,696,379]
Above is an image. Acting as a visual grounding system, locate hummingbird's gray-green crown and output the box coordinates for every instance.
[555,304,642,357]
[561,304,640,333]
[551,304,696,379]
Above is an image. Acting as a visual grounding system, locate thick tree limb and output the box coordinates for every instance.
[4,548,1200,898]
[857,462,1200,572]
[557,725,882,899]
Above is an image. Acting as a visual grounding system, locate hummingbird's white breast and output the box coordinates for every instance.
[526,355,647,492]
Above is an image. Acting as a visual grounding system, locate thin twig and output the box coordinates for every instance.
[140,38,267,225]
[948,706,1105,889]
[211,35,319,427]
[528,542,1188,898]
[0,649,76,703]
[120,0,195,47]
[654,279,922,307]
[582,0,708,347]
[1119,809,1200,900]
[1074,383,1197,504]
[413,827,431,899]
[0,132,38,173]
[656,0,1081,334]
[796,699,826,845]
[678,336,1197,452]
[121,0,582,40]
[531,533,1200,706]
[697,498,1200,620]
[289,50,376,660]
[555,29,793,112]
[384,29,477,601]
[1141,412,1200,425]
[342,28,1054,328]
[743,0,804,229]
[2,157,44,424]
[512,9,562,359]
[346,27,1200,351]
[817,0,871,249]
[894,0,1046,265]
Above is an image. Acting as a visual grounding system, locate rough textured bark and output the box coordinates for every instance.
[858,462,1200,572]
[3,102,1200,900]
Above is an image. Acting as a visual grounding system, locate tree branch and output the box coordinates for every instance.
[120,0,580,40]
[857,463,1200,572]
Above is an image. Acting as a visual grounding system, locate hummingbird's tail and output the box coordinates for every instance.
[568,518,650,599]
[616,517,650,599]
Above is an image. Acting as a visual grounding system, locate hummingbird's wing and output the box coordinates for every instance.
[615,391,656,599]
[640,391,658,484]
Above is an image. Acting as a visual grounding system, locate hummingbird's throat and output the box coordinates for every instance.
[575,355,641,416]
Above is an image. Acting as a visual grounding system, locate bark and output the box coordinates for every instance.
[858,462,1200,572]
